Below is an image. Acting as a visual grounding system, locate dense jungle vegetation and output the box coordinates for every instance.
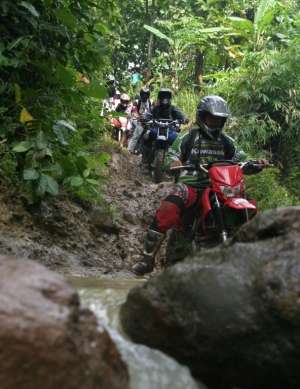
[0,0,299,208]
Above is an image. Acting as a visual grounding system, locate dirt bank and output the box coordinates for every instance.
[0,150,171,277]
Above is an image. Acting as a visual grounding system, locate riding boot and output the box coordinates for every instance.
[131,229,165,275]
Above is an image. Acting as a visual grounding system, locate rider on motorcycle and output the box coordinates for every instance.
[140,88,188,162]
[111,93,136,145]
[128,87,152,153]
[151,88,188,127]
[115,93,134,114]
[131,95,267,275]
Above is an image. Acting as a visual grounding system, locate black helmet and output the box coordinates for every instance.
[158,88,172,106]
[196,95,230,137]
[140,86,150,98]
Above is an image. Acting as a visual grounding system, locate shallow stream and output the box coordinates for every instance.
[69,277,205,389]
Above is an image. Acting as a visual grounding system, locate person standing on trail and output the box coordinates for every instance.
[130,64,143,90]
[131,95,268,276]
[128,87,152,153]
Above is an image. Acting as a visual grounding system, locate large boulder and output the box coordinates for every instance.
[121,207,300,389]
[0,256,129,389]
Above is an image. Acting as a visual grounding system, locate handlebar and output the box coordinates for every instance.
[170,160,274,173]
[141,118,180,127]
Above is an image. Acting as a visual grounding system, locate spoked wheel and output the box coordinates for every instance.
[153,149,165,183]
[141,144,153,172]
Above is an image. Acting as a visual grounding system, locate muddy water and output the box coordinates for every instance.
[70,277,205,389]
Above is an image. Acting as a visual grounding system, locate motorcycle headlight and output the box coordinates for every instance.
[220,184,241,198]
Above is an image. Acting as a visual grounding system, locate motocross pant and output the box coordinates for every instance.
[128,122,144,153]
[150,182,199,233]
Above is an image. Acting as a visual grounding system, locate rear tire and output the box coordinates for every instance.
[153,149,165,183]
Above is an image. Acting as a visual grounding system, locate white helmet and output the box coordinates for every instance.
[120,93,130,103]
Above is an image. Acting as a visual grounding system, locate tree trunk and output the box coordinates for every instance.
[194,49,204,93]
[145,0,155,81]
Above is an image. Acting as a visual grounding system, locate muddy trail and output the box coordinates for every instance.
[0,150,172,277]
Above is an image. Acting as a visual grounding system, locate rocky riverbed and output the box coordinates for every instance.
[121,206,300,389]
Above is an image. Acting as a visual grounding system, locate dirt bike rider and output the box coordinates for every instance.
[151,88,188,135]
[132,95,268,275]
[115,93,133,114]
[141,88,188,162]
[128,87,152,153]
[112,90,121,110]
[101,75,117,115]
[111,93,136,142]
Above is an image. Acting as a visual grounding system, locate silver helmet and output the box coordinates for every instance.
[196,95,230,138]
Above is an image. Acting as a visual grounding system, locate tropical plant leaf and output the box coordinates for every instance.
[144,24,174,45]
[23,168,39,180]
[13,141,34,152]
[37,174,59,196]
[254,0,277,32]
[36,131,47,150]
[70,176,84,187]
[228,17,254,34]
[20,1,40,18]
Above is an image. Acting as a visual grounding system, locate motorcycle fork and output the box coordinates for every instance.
[190,196,202,253]
[191,217,200,253]
[213,193,228,243]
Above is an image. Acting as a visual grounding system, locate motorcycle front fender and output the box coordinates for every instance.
[155,140,168,150]
[224,197,257,210]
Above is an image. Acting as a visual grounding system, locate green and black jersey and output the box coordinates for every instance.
[166,127,240,188]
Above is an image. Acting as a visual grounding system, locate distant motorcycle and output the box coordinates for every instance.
[165,160,270,265]
[111,116,132,148]
[141,118,180,183]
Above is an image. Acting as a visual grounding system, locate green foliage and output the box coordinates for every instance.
[174,90,199,123]
[245,168,299,210]
[1,0,299,212]
[0,0,119,202]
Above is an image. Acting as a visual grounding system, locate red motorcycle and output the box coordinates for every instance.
[168,160,268,260]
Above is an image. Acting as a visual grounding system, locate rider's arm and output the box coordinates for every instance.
[171,106,188,124]
[164,130,189,170]
[222,134,265,174]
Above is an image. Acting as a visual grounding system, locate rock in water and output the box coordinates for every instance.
[120,207,300,389]
[0,256,129,389]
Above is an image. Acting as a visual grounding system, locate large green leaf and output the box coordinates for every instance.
[70,176,84,187]
[23,168,39,180]
[13,141,34,153]
[198,27,231,34]
[52,120,77,146]
[228,17,254,34]
[37,174,59,196]
[45,175,59,195]
[36,131,48,150]
[144,25,174,45]
[254,0,277,32]
[20,1,40,18]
